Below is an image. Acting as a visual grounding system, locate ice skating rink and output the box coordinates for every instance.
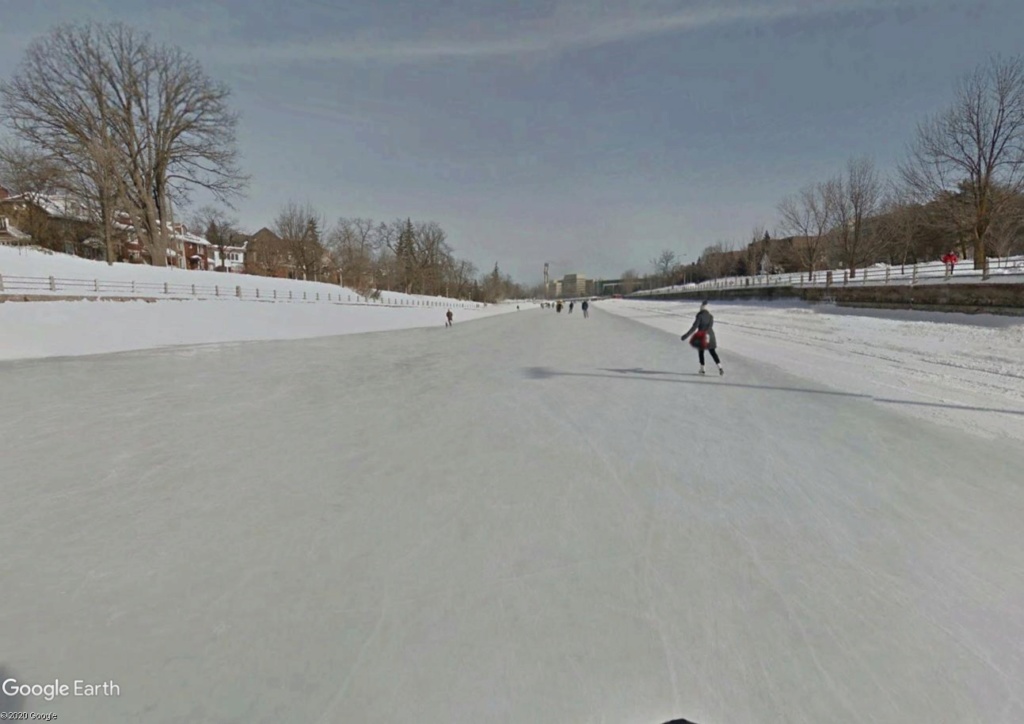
[2,304,1023,723]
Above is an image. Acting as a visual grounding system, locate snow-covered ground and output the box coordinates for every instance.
[2,303,1023,723]
[0,244,473,305]
[600,298,1024,442]
[0,244,533,360]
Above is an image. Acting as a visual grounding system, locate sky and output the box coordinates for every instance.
[1,0,1023,284]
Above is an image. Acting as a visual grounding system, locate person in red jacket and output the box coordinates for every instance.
[942,250,959,276]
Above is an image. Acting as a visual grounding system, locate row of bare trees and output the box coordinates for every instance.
[245,204,524,301]
[772,55,1024,280]
[635,54,1024,288]
[0,22,246,265]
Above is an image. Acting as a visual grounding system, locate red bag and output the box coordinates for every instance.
[689,330,709,349]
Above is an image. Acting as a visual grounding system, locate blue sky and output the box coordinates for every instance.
[1,0,1022,282]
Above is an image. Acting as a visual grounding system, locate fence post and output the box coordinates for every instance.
[192,284,196,295]
[0,273,4,292]
[885,267,890,284]
[236,285,241,298]
[256,288,260,299]
[348,295,351,302]
[49,275,56,291]
[316,292,320,301]
[303,291,307,300]
[982,256,990,281]
[94,279,99,293]
[164,282,169,294]
[843,270,848,286]
[273,290,277,300]
[912,264,917,285]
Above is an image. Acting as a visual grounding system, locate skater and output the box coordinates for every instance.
[680,301,723,375]
[941,249,959,277]
[445,309,453,327]
[569,301,574,313]
[556,301,563,313]
[581,300,589,318]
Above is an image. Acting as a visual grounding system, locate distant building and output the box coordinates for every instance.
[560,273,593,297]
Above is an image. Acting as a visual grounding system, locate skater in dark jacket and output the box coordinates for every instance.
[445,309,453,327]
[681,301,723,375]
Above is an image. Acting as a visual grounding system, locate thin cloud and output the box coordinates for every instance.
[217,0,908,65]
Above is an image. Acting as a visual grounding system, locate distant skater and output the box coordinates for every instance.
[446,309,453,327]
[569,301,574,313]
[581,300,589,318]
[681,300,723,375]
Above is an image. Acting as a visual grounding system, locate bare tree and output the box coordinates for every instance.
[327,218,378,292]
[274,201,327,281]
[874,186,924,272]
[778,182,835,281]
[986,187,1024,266]
[0,140,71,194]
[900,55,1024,269]
[745,225,765,276]
[0,22,247,266]
[620,269,640,294]
[414,221,450,296]
[650,249,677,284]
[827,157,884,277]
[699,241,735,280]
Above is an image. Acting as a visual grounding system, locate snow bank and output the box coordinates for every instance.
[599,298,1024,441]
[0,244,469,305]
[0,298,532,361]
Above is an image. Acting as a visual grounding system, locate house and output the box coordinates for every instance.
[209,241,247,272]
[170,224,211,270]
[243,227,296,278]
[0,184,11,200]
[0,215,32,245]
[0,192,100,258]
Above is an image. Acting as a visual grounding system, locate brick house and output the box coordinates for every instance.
[243,227,297,278]
[0,192,102,258]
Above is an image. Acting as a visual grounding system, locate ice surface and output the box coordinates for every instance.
[2,304,1024,723]
[602,298,1024,442]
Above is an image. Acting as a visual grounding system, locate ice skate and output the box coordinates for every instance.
[699,366,705,375]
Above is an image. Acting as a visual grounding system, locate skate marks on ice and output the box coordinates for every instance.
[600,298,1024,439]
[523,366,1024,417]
